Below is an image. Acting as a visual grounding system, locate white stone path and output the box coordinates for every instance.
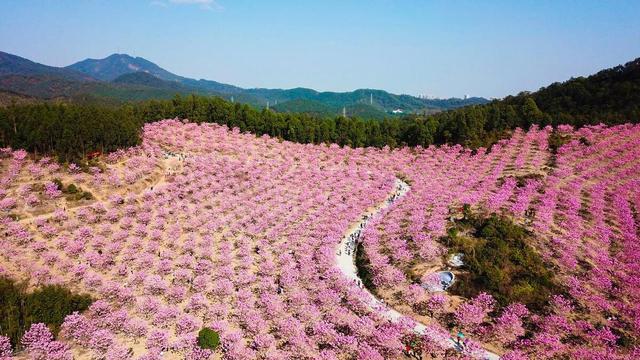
[335,179,500,360]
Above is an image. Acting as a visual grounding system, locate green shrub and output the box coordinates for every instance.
[80,191,93,200]
[197,327,220,351]
[66,183,78,194]
[63,184,93,201]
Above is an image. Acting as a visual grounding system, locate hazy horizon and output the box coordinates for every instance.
[1,0,639,98]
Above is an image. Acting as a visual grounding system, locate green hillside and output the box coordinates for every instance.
[410,57,640,148]
[345,103,391,120]
[272,99,393,120]
[271,99,335,116]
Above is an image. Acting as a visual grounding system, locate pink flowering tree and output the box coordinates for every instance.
[43,181,62,199]
[0,335,12,358]
[454,293,495,334]
[490,303,529,346]
[21,323,72,360]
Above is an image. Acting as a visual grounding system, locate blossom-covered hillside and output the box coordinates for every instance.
[0,120,638,359]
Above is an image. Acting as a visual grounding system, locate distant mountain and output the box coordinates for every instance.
[67,53,182,82]
[0,51,488,116]
[247,88,488,115]
[67,54,242,94]
[0,51,93,81]
[0,73,197,104]
[0,73,118,100]
[344,103,390,120]
[178,78,244,94]
[65,53,487,113]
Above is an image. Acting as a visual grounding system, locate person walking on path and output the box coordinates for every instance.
[455,330,465,351]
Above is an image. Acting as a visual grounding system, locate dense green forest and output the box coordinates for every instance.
[0,277,92,348]
[0,103,141,161]
[0,57,638,160]
[0,95,440,161]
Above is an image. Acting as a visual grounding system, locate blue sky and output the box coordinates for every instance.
[1,0,639,98]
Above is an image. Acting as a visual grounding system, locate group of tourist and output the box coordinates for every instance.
[163,151,187,176]
[339,181,409,261]
[162,150,187,161]
[339,210,374,258]
[340,181,409,258]
[386,181,409,205]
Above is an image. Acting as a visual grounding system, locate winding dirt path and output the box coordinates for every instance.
[336,179,500,360]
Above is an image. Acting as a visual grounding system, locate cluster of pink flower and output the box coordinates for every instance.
[0,120,638,359]
[0,144,160,218]
[0,148,28,212]
[1,120,405,359]
[531,124,640,352]
[19,323,72,360]
[360,123,640,358]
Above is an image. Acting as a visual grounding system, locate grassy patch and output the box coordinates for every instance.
[53,179,94,201]
[197,327,220,350]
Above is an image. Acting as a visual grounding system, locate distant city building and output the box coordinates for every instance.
[464,94,469,100]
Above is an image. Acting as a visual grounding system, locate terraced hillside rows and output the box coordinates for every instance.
[0,120,639,359]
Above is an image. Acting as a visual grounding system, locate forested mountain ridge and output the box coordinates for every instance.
[67,53,488,113]
[112,71,186,90]
[243,87,488,114]
[508,57,640,121]
[0,89,36,106]
[0,51,486,115]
